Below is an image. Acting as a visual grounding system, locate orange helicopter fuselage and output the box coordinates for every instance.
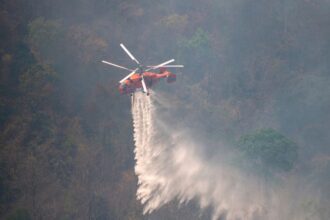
[118,71,175,94]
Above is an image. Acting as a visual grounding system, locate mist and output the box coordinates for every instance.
[132,91,329,220]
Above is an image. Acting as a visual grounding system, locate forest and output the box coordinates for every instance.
[0,0,329,219]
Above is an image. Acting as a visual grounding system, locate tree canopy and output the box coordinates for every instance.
[237,128,298,174]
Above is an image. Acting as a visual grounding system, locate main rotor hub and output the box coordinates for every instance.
[138,65,145,74]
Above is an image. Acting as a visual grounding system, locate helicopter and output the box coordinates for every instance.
[102,43,183,95]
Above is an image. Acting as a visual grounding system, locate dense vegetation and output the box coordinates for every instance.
[1,0,329,219]
[237,129,298,173]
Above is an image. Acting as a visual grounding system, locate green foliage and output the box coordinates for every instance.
[28,18,64,63]
[48,135,76,184]
[20,64,57,93]
[237,128,298,173]
[179,28,210,50]
[6,209,31,220]
[88,196,111,220]
[19,64,58,110]
[28,17,62,45]
[67,25,108,63]
[178,28,212,81]
[0,99,13,128]
[159,14,188,29]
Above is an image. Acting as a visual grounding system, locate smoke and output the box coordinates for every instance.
[131,91,329,220]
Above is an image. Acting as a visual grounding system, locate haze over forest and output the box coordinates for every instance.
[1,0,330,219]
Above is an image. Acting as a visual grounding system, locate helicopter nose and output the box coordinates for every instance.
[167,73,176,83]
[119,83,126,94]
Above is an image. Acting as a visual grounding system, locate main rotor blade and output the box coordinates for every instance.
[102,60,133,72]
[147,65,184,68]
[120,43,140,64]
[141,76,148,94]
[146,59,175,71]
[119,68,138,83]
